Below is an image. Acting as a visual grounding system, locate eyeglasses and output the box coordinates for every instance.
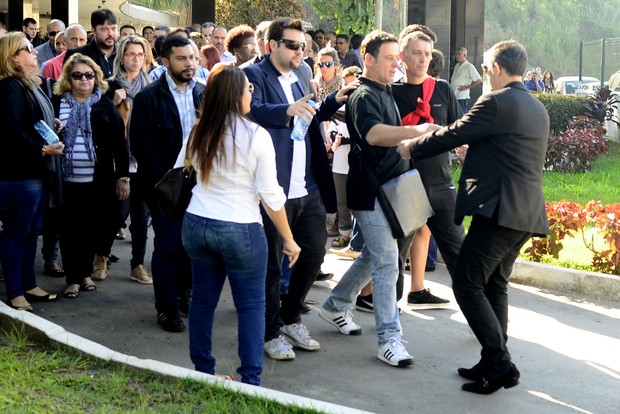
[48,31,59,37]
[70,71,96,80]
[124,52,145,60]
[241,43,256,50]
[318,61,334,68]
[15,43,34,55]
[248,83,254,94]
[278,39,306,52]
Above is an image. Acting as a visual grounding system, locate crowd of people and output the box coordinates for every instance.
[0,10,550,394]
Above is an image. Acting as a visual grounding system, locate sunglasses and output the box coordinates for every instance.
[248,83,254,94]
[70,71,96,80]
[278,39,306,52]
[15,43,34,55]
[48,31,59,37]
[318,61,334,68]
[241,43,257,50]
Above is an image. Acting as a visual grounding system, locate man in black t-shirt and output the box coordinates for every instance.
[391,31,466,307]
[320,30,435,367]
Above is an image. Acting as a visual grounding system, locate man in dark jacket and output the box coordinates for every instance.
[65,9,118,78]
[399,40,550,394]
[244,17,344,361]
[130,36,204,333]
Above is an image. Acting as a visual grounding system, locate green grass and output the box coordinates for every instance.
[0,326,321,414]
[451,143,620,273]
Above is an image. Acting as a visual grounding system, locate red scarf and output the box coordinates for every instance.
[401,77,436,126]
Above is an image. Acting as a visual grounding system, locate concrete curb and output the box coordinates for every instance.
[511,259,620,300]
[0,303,371,414]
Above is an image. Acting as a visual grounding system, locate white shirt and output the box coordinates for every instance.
[186,115,286,224]
[277,70,308,199]
[450,60,481,100]
[327,107,350,175]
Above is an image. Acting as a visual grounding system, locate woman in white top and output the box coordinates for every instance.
[182,65,300,385]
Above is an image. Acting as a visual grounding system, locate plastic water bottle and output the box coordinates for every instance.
[34,120,59,144]
[291,100,316,141]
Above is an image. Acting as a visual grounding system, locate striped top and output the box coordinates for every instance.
[58,99,96,183]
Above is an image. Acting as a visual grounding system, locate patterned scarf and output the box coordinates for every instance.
[61,88,102,178]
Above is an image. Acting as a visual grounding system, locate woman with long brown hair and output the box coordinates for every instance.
[182,65,300,385]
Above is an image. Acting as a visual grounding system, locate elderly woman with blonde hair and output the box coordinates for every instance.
[51,53,130,298]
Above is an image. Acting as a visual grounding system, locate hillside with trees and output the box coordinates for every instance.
[485,0,620,78]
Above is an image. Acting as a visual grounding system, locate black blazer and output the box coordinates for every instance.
[244,55,338,212]
[129,77,204,194]
[51,93,130,191]
[408,82,550,235]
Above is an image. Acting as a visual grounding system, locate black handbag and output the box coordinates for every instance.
[154,148,196,220]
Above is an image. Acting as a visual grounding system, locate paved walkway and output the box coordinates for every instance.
[3,234,620,413]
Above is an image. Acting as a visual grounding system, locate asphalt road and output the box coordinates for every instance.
[12,231,620,414]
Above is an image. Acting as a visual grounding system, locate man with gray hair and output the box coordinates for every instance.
[399,40,550,394]
[42,24,88,79]
[34,19,66,63]
[450,47,482,113]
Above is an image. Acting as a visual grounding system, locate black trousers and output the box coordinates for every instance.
[425,184,466,278]
[59,181,114,285]
[453,214,531,368]
[263,190,326,341]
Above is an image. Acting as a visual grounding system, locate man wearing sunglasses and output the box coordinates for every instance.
[244,17,345,362]
[334,34,363,70]
[398,40,550,394]
[65,9,119,78]
[34,19,66,64]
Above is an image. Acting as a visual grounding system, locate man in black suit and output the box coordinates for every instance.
[130,36,204,333]
[398,40,550,394]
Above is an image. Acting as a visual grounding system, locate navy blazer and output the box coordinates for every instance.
[129,77,204,195]
[244,55,338,213]
[408,82,550,236]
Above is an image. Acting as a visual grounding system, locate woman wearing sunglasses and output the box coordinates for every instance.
[182,65,300,385]
[312,46,344,102]
[51,53,130,299]
[0,32,64,311]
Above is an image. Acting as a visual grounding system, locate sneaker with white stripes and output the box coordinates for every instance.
[377,338,414,367]
[282,323,320,350]
[319,307,362,335]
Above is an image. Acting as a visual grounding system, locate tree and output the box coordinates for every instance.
[308,0,375,34]
[216,0,305,28]
[132,0,192,27]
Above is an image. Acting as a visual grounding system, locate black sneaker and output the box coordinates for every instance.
[316,271,334,281]
[157,311,185,332]
[407,289,450,310]
[355,294,374,313]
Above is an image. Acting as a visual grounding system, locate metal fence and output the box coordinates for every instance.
[580,37,620,86]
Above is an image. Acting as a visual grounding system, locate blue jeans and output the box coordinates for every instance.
[182,212,267,386]
[0,179,44,299]
[458,99,470,114]
[324,200,403,345]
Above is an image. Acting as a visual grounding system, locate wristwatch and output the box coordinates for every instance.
[119,177,130,182]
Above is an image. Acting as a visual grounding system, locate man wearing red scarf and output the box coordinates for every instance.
[391,30,465,307]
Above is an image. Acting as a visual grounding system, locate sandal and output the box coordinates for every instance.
[80,278,97,292]
[64,284,80,299]
[331,236,350,248]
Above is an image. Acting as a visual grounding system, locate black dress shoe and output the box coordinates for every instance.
[43,262,65,277]
[462,363,520,395]
[458,361,488,381]
[25,292,58,303]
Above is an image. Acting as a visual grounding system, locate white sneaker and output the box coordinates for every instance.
[377,338,414,367]
[264,335,295,360]
[282,323,320,350]
[319,307,362,335]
